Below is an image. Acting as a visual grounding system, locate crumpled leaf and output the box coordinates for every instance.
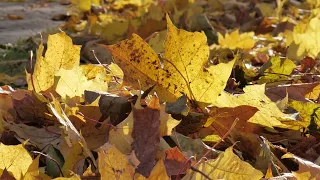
[0,143,33,180]
[4,121,61,149]
[213,84,292,129]
[218,30,256,50]
[49,101,97,170]
[106,15,235,103]
[182,146,264,180]
[282,153,320,179]
[97,143,135,180]
[26,32,81,92]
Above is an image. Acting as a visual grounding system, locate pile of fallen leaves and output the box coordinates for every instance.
[1,0,320,179]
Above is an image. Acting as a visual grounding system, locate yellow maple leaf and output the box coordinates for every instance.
[97,143,135,180]
[257,56,296,84]
[305,84,320,100]
[218,30,256,50]
[213,84,293,129]
[182,146,264,180]
[0,143,33,180]
[27,32,81,92]
[289,100,320,129]
[54,65,108,100]
[287,17,320,60]
[106,14,235,103]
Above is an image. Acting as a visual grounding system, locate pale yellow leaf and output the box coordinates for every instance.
[0,143,33,180]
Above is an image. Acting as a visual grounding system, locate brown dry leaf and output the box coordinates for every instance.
[164,147,191,176]
[131,96,161,177]
[0,169,15,180]
[4,121,61,149]
[265,83,320,102]
[10,90,55,123]
[205,105,260,134]
[7,14,24,20]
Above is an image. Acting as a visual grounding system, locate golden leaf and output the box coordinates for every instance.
[182,147,263,180]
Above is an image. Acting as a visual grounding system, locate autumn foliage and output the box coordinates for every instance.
[1,0,320,179]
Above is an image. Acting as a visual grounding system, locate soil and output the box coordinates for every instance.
[0,0,67,45]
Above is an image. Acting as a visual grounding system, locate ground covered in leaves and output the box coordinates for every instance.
[1,0,320,179]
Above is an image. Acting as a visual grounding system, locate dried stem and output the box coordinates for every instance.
[175,156,195,180]
[195,118,239,166]
[29,51,36,91]
[31,151,64,177]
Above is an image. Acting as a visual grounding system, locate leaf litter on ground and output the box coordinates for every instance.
[1,0,320,179]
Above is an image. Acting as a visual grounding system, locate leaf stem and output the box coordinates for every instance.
[195,118,239,166]
[31,150,65,177]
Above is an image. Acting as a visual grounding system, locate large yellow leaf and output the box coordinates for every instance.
[97,143,135,180]
[27,32,80,92]
[106,15,235,103]
[0,143,33,180]
[182,146,263,180]
[54,65,108,100]
[213,84,291,129]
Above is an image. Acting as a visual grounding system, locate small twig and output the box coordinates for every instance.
[91,50,110,70]
[175,156,195,180]
[77,112,116,130]
[44,126,61,136]
[143,31,159,42]
[31,151,64,177]
[91,49,121,85]
[29,51,36,91]
[195,118,239,166]
[190,166,213,180]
